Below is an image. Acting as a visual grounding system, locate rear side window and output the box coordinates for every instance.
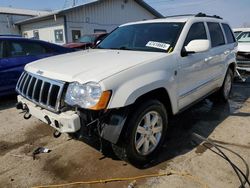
[207,22,225,47]
[222,23,236,44]
[8,41,47,57]
[184,22,207,46]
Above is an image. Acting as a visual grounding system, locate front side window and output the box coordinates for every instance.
[8,41,47,57]
[184,22,207,46]
[207,22,225,47]
[237,31,250,43]
[97,23,185,53]
[54,29,64,43]
[0,41,3,58]
[222,24,236,44]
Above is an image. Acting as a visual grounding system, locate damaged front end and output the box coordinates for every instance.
[16,71,129,146]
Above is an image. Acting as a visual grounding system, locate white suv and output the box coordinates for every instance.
[16,13,237,166]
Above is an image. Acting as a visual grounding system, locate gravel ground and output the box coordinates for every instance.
[0,78,250,188]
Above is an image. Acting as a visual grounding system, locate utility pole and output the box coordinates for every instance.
[63,0,78,8]
[72,0,77,7]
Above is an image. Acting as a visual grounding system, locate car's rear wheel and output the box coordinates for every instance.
[112,100,168,167]
[218,68,233,102]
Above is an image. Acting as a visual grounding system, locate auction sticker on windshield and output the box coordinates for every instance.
[146,41,170,50]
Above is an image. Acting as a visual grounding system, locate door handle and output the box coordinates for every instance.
[205,57,213,62]
[224,50,230,55]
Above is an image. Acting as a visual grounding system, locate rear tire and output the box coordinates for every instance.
[112,100,168,167]
[214,68,233,102]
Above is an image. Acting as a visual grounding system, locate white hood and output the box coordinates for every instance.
[25,49,166,83]
[237,42,250,52]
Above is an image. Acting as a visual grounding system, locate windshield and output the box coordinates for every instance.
[97,22,185,53]
[234,31,242,37]
[78,35,95,43]
[237,31,250,42]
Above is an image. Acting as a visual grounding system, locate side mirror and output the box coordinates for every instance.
[184,39,210,54]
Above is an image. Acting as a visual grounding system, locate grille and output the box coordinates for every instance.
[237,61,250,68]
[237,52,250,61]
[16,72,65,112]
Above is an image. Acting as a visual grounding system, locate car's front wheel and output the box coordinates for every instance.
[112,100,168,166]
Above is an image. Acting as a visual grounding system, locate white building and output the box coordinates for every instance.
[0,7,49,34]
[15,0,163,45]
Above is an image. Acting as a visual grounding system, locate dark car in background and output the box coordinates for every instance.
[0,36,75,97]
[63,33,107,50]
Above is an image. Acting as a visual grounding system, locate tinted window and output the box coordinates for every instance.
[96,34,107,43]
[8,41,47,57]
[0,41,3,58]
[184,22,207,46]
[234,31,242,37]
[222,24,235,43]
[78,35,95,43]
[98,23,184,53]
[207,22,225,47]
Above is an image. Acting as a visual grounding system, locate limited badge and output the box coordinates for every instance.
[36,70,44,75]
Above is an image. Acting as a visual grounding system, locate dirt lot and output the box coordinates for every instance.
[0,78,250,188]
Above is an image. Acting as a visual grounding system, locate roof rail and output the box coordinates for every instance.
[195,12,222,19]
[165,14,195,18]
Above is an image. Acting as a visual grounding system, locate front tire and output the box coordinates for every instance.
[112,100,168,166]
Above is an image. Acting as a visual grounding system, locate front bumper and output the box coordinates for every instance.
[17,95,81,133]
[237,61,250,72]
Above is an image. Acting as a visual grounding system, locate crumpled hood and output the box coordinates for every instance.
[25,49,166,84]
[238,42,250,52]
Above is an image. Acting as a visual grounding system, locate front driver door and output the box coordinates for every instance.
[177,22,210,110]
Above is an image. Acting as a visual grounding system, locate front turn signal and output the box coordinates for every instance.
[90,91,112,110]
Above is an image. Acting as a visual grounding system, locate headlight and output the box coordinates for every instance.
[65,82,111,110]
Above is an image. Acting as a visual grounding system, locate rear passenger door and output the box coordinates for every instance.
[0,40,51,94]
[221,23,237,70]
[205,22,227,85]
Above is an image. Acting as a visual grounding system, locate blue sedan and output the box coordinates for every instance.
[0,36,74,97]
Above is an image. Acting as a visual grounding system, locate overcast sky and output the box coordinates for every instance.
[1,0,249,28]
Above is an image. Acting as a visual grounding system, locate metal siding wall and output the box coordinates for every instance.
[0,14,31,34]
[65,0,156,42]
[21,17,65,44]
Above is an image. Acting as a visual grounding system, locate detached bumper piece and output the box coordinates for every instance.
[17,95,81,133]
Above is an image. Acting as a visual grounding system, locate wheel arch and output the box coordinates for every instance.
[132,87,174,117]
[228,62,236,76]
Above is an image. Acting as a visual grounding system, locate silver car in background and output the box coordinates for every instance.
[236,29,250,72]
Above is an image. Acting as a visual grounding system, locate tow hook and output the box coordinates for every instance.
[16,102,32,120]
[53,130,61,138]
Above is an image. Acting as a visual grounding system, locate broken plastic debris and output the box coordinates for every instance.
[128,180,137,188]
[32,147,51,160]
